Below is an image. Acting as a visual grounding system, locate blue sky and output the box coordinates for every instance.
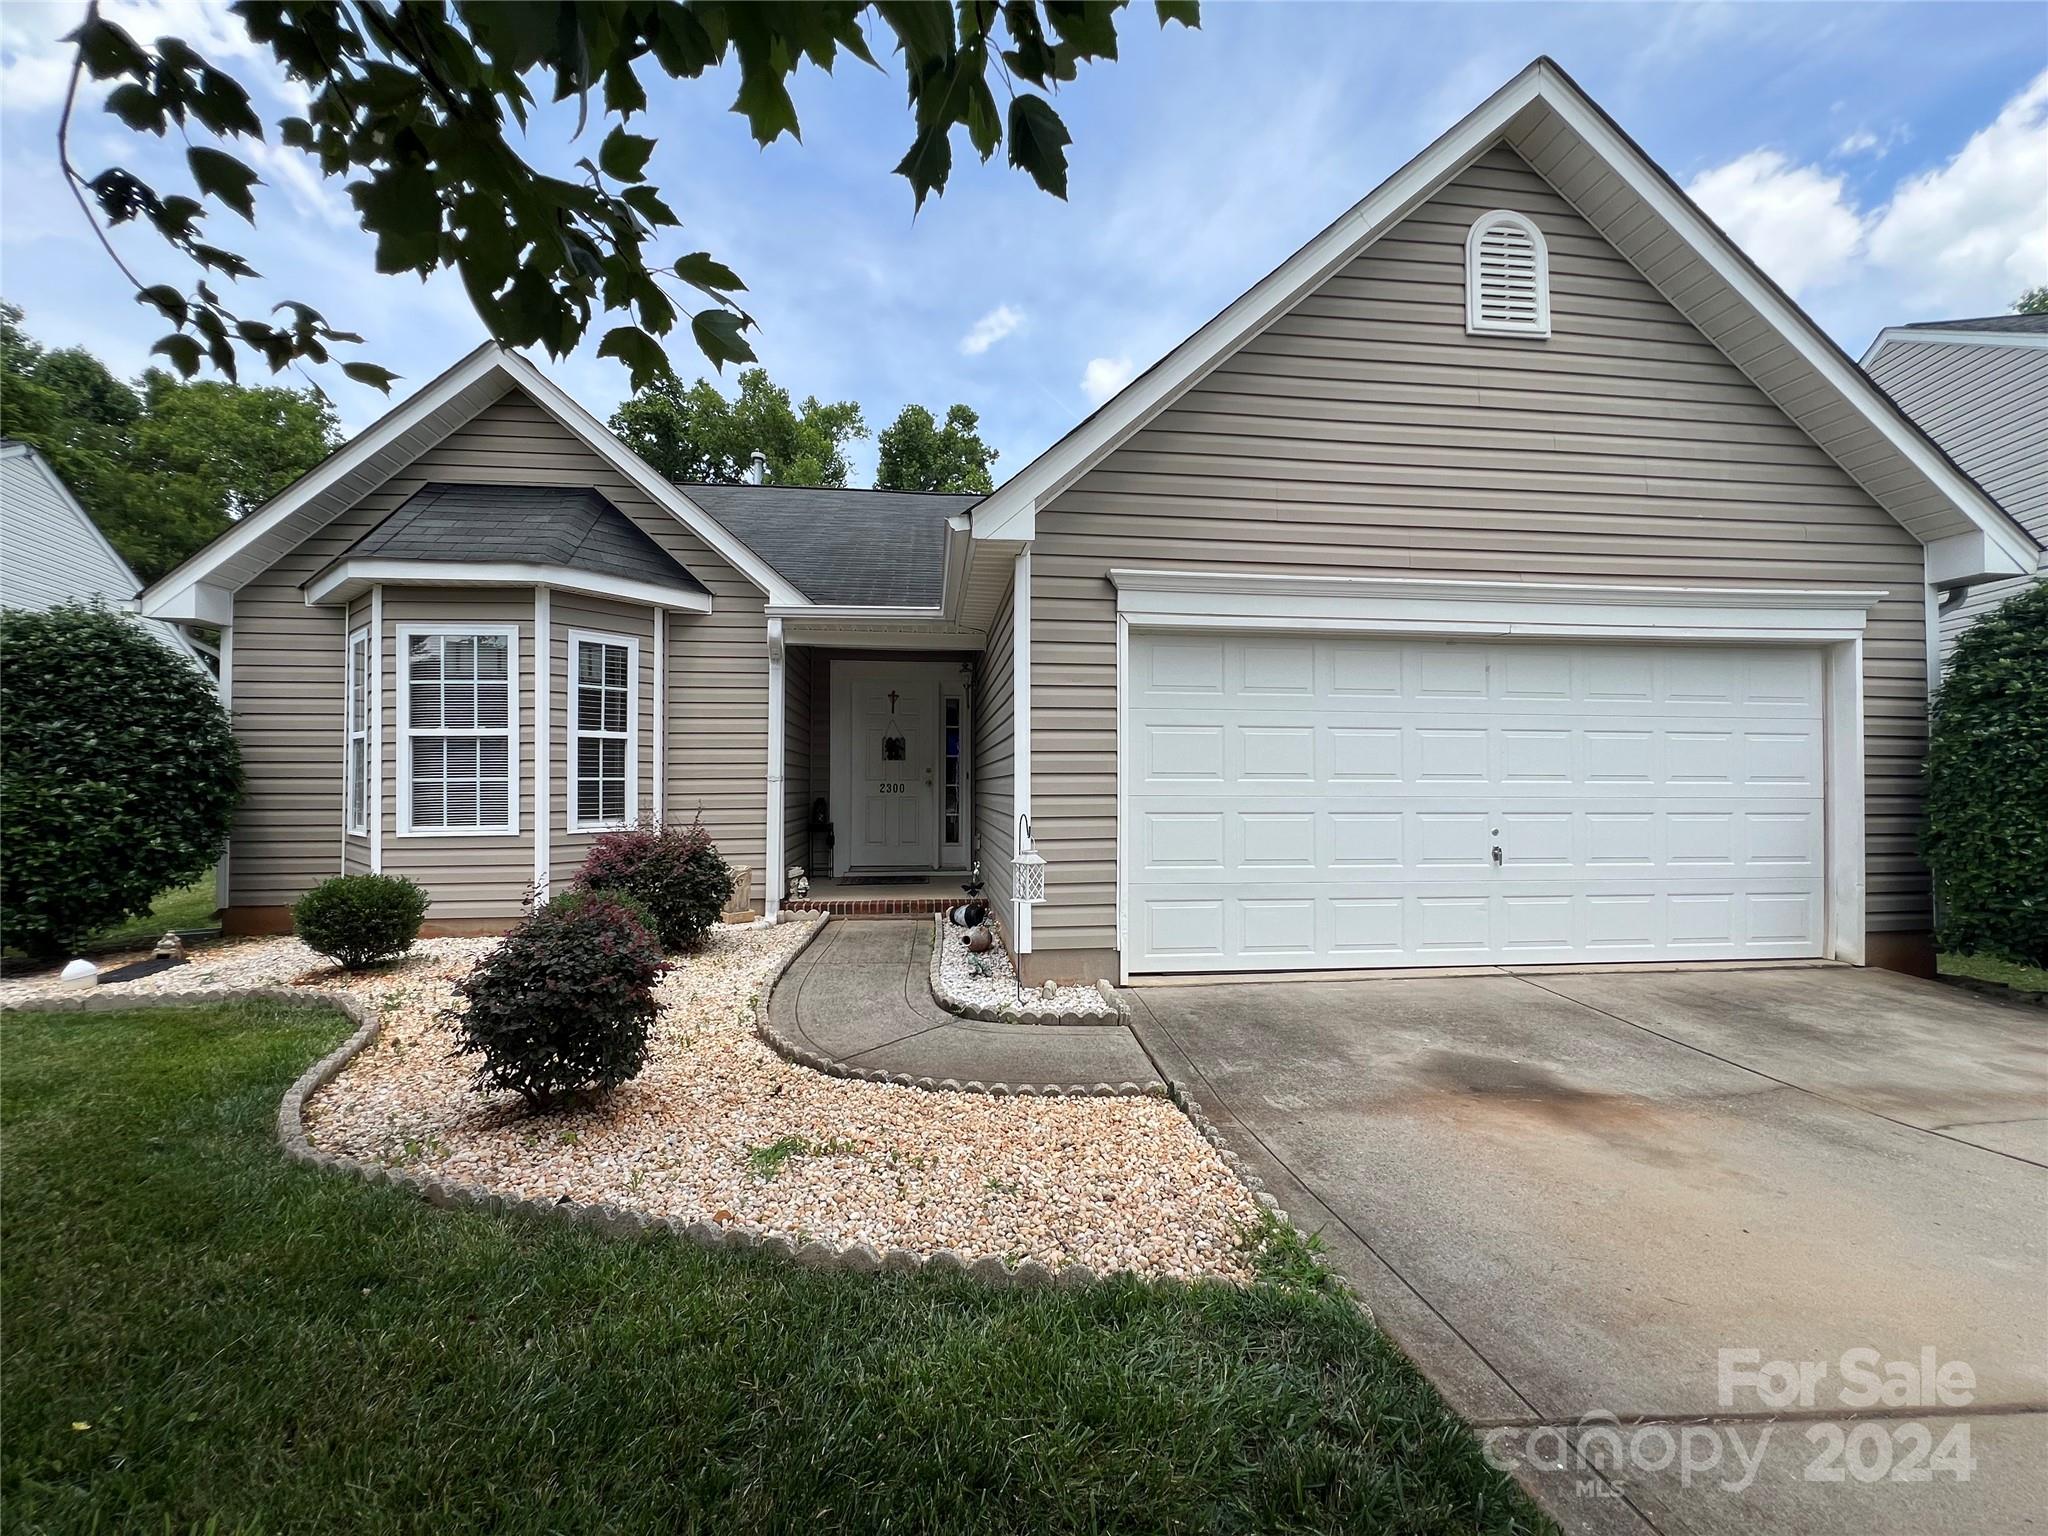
[2,2,2043,484]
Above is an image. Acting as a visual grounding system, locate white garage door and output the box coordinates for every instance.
[1125,633,1826,973]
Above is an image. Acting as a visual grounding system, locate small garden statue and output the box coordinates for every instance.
[153,932,187,962]
[787,866,810,900]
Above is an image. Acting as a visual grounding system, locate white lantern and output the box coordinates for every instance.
[1013,814,1046,906]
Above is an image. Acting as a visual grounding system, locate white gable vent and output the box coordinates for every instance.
[1465,210,1550,338]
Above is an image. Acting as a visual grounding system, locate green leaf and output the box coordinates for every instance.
[1006,94,1072,199]
[602,54,647,117]
[689,309,755,371]
[150,333,204,377]
[596,324,671,389]
[341,361,401,392]
[598,125,655,182]
[106,82,167,133]
[620,184,680,228]
[187,147,261,222]
[64,13,149,80]
[1154,0,1201,26]
[1043,2,1120,59]
[348,163,442,274]
[137,285,188,326]
[894,120,953,210]
[673,251,746,296]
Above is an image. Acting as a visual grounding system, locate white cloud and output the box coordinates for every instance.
[1686,70,2047,313]
[1080,355,1134,404]
[1,0,302,117]
[245,138,352,228]
[1866,70,2048,308]
[1835,130,1880,156]
[959,302,1024,356]
[1686,150,1866,296]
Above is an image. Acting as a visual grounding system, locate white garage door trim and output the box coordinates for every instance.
[1109,571,1883,983]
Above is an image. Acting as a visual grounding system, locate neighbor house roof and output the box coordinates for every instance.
[682,483,979,607]
[967,55,2041,587]
[1861,320,2048,552]
[1900,314,2048,336]
[335,483,709,597]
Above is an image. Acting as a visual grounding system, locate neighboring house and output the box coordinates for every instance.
[1860,315,2048,670]
[137,57,2040,983]
[0,439,209,669]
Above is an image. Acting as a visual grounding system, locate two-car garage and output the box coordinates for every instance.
[1122,627,1834,975]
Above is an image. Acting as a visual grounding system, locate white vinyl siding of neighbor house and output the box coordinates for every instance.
[0,444,199,662]
[1863,337,2048,668]
[1025,144,1931,971]
[973,570,1018,945]
[226,386,768,924]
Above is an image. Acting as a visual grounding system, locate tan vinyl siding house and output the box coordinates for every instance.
[139,58,2037,981]
[1025,145,1931,974]
[222,386,769,931]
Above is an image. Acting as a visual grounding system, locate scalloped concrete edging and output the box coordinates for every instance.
[926,915,1127,1027]
[7,937,1319,1295]
[754,915,1167,1100]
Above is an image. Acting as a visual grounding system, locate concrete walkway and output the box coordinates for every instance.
[769,920,1158,1089]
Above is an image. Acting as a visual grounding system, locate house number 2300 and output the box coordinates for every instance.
[877,782,907,794]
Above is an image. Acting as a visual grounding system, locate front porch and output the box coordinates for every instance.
[784,873,981,916]
[776,646,983,911]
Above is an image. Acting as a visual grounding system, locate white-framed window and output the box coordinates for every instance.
[1465,209,1550,338]
[397,625,518,835]
[569,630,638,830]
[345,625,371,835]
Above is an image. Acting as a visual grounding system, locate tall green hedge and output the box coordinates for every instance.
[1,604,239,956]
[1924,582,2048,966]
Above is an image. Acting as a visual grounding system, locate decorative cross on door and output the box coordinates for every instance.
[887,690,899,712]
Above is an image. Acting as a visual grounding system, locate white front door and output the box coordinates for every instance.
[849,669,936,869]
[1125,633,1827,973]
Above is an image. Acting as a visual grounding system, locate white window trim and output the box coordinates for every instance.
[395,622,521,839]
[1107,568,1873,983]
[344,622,371,837]
[1465,209,1551,338]
[567,627,641,833]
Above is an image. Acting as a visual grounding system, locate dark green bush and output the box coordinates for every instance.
[541,884,656,938]
[573,818,734,951]
[1925,582,2048,966]
[293,874,430,970]
[0,603,238,957]
[450,892,667,1110]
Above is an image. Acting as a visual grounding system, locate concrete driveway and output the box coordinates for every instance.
[1126,965,2048,1536]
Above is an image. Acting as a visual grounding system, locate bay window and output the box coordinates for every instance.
[570,631,638,829]
[399,626,517,834]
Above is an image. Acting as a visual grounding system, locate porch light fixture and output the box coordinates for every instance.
[1013,814,1046,906]
[1011,814,1047,1005]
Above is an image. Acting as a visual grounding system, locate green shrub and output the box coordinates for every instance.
[541,884,656,939]
[1925,583,2048,966]
[573,819,734,951]
[292,874,429,970]
[0,603,238,957]
[450,892,667,1110]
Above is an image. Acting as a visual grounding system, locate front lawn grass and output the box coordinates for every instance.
[1940,951,2048,995]
[0,999,1546,1535]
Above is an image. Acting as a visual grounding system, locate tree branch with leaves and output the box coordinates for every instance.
[60,0,1199,396]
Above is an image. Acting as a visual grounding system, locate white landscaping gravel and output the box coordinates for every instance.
[933,916,1118,1020]
[6,922,1262,1281]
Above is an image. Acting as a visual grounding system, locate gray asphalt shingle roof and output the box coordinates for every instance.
[678,483,979,606]
[341,483,708,596]
[1902,314,2048,335]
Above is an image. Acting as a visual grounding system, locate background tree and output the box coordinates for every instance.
[875,402,999,494]
[610,367,865,486]
[60,2,1198,391]
[0,603,240,958]
[2015,287,2048,315]
[1924,583,2048,967]
[0,303,337,580]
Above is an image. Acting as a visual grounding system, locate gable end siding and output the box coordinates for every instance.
[1026,143,1930,966]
